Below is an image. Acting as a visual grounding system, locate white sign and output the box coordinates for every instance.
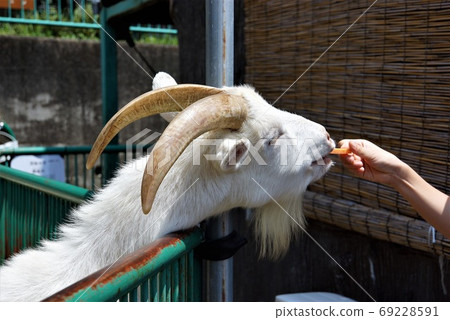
[11,154,66,182]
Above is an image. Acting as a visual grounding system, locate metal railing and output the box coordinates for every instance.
[0,0,177,34]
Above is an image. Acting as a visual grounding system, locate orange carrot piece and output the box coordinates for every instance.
[330,148,350,155]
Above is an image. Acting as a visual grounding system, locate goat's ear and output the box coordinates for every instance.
[152,72,177,89]
[219,139,250,171]
[152,72,179,122]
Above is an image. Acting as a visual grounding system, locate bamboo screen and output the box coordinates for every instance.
[244,0,450,256]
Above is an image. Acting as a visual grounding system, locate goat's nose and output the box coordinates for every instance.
[324,130,335,147]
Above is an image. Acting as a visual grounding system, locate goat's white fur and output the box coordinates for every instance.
[0,72,334,301]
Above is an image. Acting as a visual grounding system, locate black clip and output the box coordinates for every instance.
[195,230,247,261]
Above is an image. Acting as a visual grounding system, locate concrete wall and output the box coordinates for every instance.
[0,36,179,146]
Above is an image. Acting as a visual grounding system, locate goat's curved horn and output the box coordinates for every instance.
[86,84,223,169]
[142,93,247,214]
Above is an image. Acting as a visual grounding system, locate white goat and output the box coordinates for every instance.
[0,73,334,301]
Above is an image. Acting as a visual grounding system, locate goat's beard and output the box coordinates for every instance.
[252,196,305,260]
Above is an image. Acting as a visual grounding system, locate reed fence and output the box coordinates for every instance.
[245,0,450,256]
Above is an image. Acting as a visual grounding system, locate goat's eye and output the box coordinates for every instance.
[264,128,284,146]
[269,136,279,145]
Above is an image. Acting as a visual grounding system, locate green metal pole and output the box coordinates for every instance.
[0,166,91,204]
[100,8,119,184]
[0,122,16,139]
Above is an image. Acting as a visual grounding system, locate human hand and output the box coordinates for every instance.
[338,139,406,186]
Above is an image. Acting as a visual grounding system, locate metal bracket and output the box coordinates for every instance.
[195,230,247,261]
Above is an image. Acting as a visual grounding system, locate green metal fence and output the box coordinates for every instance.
[0,0,177,34]
[0,146,203,302]
[0,164,92,263]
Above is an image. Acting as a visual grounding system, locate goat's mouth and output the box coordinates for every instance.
[311,156,332,166]
[311,144,336,166]
[311,147,335,166]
